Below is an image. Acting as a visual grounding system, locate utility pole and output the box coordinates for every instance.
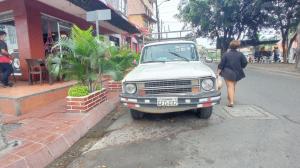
[155,0,170,40]
[161,20,163,39]
[155,0,160,40]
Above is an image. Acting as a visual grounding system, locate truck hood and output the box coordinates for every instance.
[123,61,215,82]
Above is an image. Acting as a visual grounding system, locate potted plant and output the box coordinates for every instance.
[47,25,110,113]
[102,46,139,92]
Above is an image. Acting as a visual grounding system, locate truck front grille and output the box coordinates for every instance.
[143,80,193,95]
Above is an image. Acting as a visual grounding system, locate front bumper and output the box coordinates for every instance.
[120,91,221,113]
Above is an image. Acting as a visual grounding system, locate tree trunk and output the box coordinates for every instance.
[288,33,297,60]
[221,47,227,56]
[220,41,230,56]
[281,36,288,63]
[296,23,300,69]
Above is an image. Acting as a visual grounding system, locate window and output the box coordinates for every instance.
[143,19,149,27]
[141,43,199,63]
[0,11,21,75]
[41,14,72,55]
[0,12,17,53]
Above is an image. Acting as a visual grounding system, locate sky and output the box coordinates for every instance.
[156,0,216,49]
[157,0,183,32]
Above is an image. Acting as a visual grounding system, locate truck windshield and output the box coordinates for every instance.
[141,43,199,63]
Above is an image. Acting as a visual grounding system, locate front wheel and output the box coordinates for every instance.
[196,107,212,119]
[130,109,145,120]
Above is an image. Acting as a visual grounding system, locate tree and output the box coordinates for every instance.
[262,0,300,63]
[178,0,267,53]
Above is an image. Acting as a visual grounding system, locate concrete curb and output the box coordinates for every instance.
[0,94,119,168]
[247,66,300,77]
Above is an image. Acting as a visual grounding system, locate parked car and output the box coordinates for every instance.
[120,41,221,119]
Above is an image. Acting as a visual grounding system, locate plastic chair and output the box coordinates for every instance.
[26,59,48,84]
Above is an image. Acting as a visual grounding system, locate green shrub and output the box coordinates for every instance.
[68,85,89,97]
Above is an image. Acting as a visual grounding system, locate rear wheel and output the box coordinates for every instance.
[196,107,213,119]
[130,109,145,120]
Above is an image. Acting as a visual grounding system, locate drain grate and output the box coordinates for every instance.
[224,105,278,119]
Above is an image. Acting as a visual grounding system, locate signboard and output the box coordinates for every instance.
[11,51,22,76]
[86,9,112,22]
[86,9,112,36]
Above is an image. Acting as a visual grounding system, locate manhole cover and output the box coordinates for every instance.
[224,105,277,119]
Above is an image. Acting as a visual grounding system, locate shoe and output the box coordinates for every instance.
[3,82,13,87]
[227,104,234,108]
[6,82,13,87]
[0,82,7,88]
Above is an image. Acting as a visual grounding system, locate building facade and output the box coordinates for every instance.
[127,0,156,51]
[128,0,156,34]
[0,0,139,80]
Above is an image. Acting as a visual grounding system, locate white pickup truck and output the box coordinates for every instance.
[120,41,221,119]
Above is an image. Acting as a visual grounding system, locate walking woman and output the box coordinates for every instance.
[217,40,248,107]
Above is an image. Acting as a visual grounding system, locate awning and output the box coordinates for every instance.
[68,0,140,34]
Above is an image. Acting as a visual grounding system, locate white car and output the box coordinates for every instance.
[120,41,221,119]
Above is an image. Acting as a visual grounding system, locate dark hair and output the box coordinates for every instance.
[0,31,7,36]
[229,40,240,50]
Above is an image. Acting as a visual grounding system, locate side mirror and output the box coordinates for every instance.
[201,56,213,63]
[205,57,213,63]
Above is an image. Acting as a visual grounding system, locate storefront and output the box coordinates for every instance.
[0,0,139,80]
[0,11,21,75]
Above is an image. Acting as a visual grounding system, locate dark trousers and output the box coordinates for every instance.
[0,63,13,85]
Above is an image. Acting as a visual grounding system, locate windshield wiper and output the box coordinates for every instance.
[168,52,190,62]
[143,60,166,63]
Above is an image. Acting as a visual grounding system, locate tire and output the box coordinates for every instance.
[130,109,144,120]
[196,107,213,119]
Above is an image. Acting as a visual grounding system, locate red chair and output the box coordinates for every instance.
[26,59,48,84]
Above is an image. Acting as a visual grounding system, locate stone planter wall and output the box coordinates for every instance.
[66,88,108,113]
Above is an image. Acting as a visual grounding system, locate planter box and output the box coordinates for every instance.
[66,88,108,113]
[107,80,122,92]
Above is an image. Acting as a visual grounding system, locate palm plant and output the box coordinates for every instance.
[102,46,139,81]
[47,25,109,93]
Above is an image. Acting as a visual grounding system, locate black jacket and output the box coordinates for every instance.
[218,49,248,81]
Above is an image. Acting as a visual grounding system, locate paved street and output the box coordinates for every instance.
[50,63,300,168]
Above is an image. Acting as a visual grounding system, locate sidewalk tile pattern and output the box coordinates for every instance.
[0,92,119,168]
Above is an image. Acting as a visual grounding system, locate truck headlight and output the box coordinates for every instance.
[125,83,137,94]
[201,79,214,91]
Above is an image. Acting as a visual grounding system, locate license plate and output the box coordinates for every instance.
[157,97,178,107]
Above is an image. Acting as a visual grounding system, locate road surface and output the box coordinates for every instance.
[49,63,300,168]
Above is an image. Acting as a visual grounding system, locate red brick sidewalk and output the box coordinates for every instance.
[0,92,119,168]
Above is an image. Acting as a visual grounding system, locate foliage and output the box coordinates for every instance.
[47,25,110,93]
[68,85,89,97]
[178,0,300,58]
[102,46,139,81]
[178,0,268,52]
[261,0,300,62]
